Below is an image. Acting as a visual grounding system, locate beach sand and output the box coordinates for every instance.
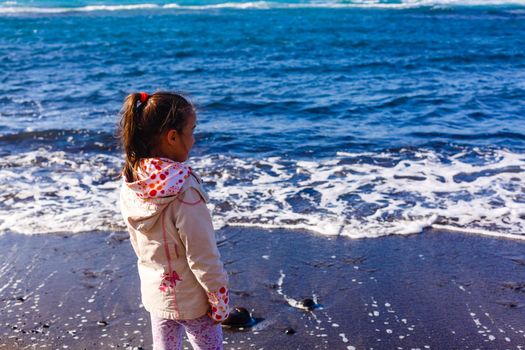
[1,228,525,349]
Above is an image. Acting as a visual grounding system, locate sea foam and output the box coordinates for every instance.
[0,147,523,239]
[1,0,524,15]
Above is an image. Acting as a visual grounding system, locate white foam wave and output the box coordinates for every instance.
[432,224,525,240]
[1,0,524,14]
[0,149,123,234]
[0,147,523,239]
[200,149,525,239]
[163,1,272,9]
[0,3,158,14]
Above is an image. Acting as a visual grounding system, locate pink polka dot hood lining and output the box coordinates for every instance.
[125,157,192,199]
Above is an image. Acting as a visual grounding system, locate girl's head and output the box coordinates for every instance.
[118,91,196,182]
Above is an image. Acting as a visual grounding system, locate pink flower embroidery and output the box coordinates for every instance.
[159,271,182,294]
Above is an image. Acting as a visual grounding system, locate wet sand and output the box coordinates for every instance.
[1,228,525,349]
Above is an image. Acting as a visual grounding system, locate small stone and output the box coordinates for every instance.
[83,270,98,278]
[496,300,523,308]
[97,320,108,326]
[16,296,26,302]
[502,281,525,292]
[301,298,316,310]
[222,307,252,327]
[284,327,296,335]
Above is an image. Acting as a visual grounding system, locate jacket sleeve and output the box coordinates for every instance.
[175,187,230,322]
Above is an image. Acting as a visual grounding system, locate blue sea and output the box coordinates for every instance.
[1,0,524,238]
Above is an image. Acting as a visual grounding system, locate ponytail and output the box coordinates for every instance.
[119,93,143,182]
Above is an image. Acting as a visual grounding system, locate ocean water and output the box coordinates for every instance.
[1,0,524,238]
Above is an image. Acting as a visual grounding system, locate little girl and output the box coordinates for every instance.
[118,91,229,350]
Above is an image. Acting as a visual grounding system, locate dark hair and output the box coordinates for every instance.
[118,91,194,182]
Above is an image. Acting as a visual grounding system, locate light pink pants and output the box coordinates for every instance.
[150,313,223,350]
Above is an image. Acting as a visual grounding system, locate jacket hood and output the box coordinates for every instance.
[126,157,191,199]
[120,157,192,231]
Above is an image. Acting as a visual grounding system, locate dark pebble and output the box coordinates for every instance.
[83,270,98,278]
[496,300,523,308]
[301,298,316,309]
[502,281,525,292]
[223,307,251,327]
[285,327,296,335]
[16,296,26,302]
[510,258,525,266]
[97,320,108,326]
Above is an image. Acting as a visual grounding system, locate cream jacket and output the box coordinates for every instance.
[120,172,229,320]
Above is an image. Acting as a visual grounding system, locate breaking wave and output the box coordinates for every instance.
[0,146,523,239]
[1,0,524,14]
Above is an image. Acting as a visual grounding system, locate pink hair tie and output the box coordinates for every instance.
[139,92,149,104]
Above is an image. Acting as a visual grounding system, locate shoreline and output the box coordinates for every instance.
[1,228,525,349]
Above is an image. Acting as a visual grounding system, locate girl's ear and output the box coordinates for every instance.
[166,129,178,146]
